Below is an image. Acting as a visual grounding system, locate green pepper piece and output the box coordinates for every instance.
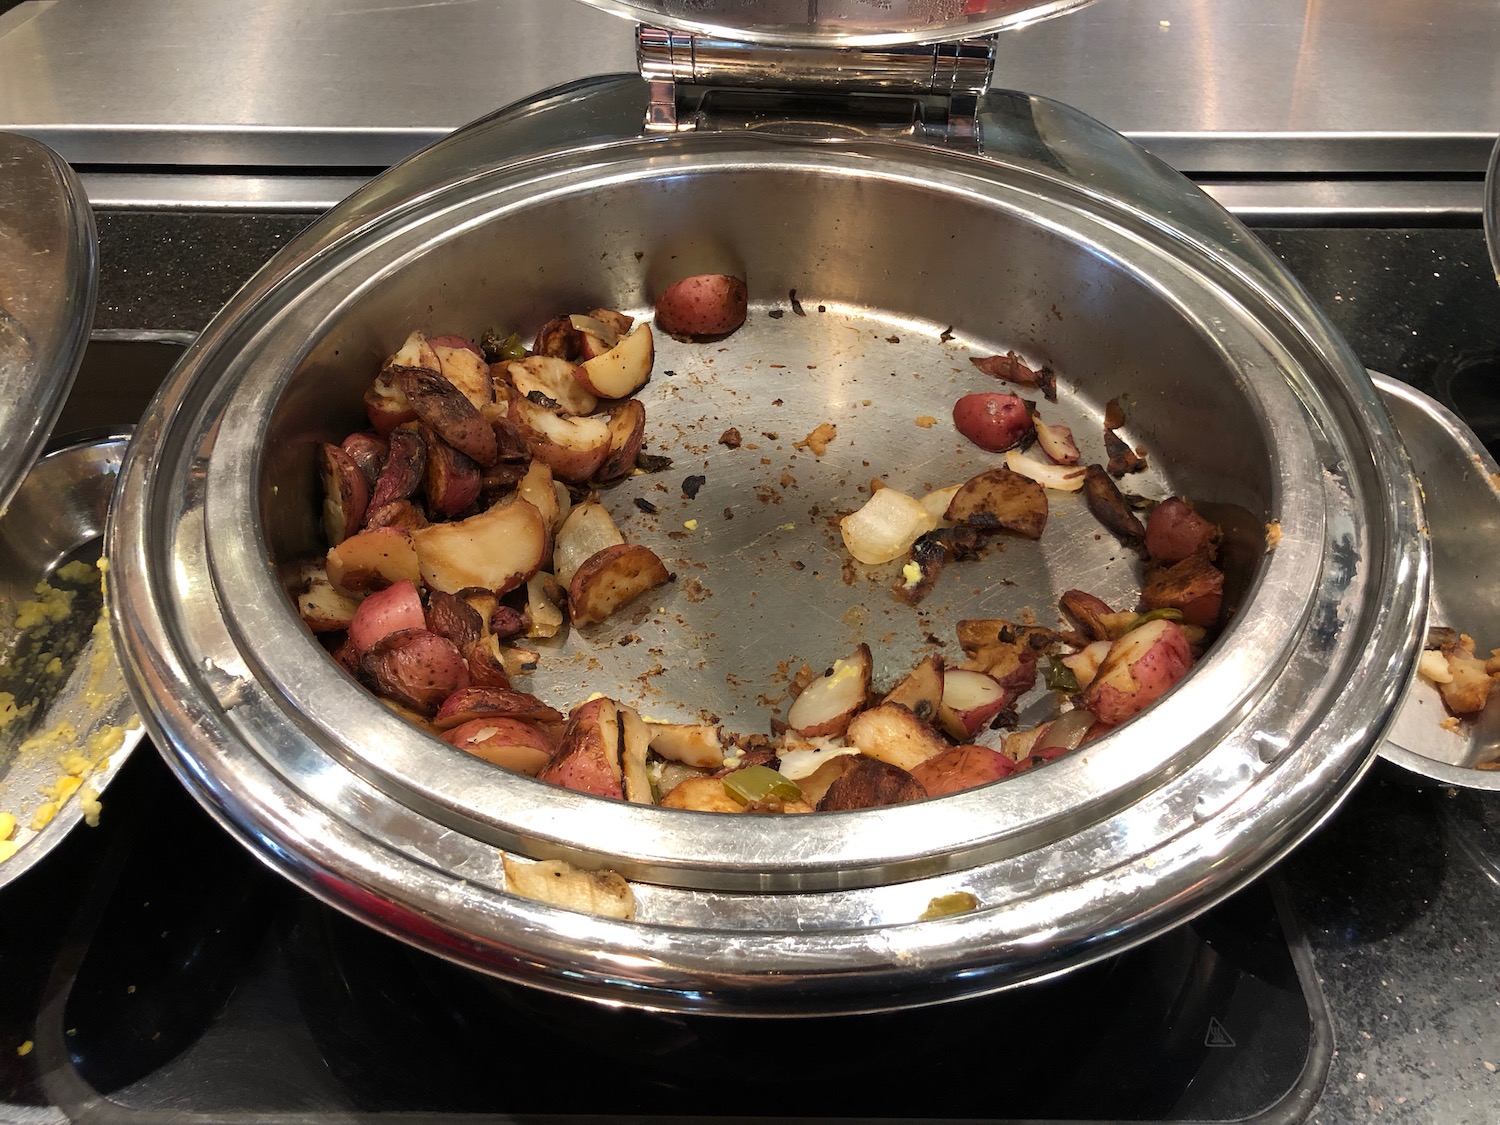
[920,892,980,920]
[480,329,528,364]
[1123,607,1185,633]
[1043,656,1080,694]
[722,764,802,806]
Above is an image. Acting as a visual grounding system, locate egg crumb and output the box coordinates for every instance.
[902,561,922,588]
[683,519,698,531]
[16,1041,32,1057]
[0,813,15,840]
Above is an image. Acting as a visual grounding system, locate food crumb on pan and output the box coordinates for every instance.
[794,423,837,457]
[1265,520,1282,550]
[914,415,937,429]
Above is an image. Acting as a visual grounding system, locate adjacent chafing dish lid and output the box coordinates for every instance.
[576,0,1096,46]
[0,132,98,514]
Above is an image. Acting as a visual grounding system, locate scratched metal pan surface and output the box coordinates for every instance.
[108,82,1424,1013]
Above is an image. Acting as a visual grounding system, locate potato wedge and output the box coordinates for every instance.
[362,629,470,714]
[433,341,494,411]
[596,399,646,483]
[442,717,555,776]
[1081,618,1194,725]
[654,275,748,341]
[880,653,945,726]
[410,497,548,595]
[845,703,950,773]
[568,543,671,626]
[506,355,597,416]
[944,467,1048,540]
[319,443,370,546]
[508,395,613,484]
[538,697,623,799]
[502,854,635,920]
[576,323,654,399]
[618,706,654,804]
[292,559,364,632]
[433,686,563,730]
[423,431,482,517]
[398,365,499,467]
[786,643,872,737]
[367,427,426,514]
[645,721,725,769]
[326,527,422,592]
[910,744,1019,797]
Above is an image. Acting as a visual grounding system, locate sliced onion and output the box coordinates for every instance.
[553,500,625,586]
[777,740,861,781]
[1004,449,1086,492]
[569,312,620,349]
[1061,639,1113,691]
[1033,707,1096,753]
[919,484,962,528]
[840,487,936,565]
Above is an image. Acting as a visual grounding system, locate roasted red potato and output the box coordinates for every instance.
[944,467,1048,540]
[567,543,671,626]
[1140,552,1225,627]
[654,274,748,341]
[538,697,623,799]
[293,560,364,633]
[952,392,1034,453]
[1145,497,1222,562]
[431,339,494,410]
[505,355,597,416]
[845,702,951,773]
[441,717,556,776]
[575,323,654,399]
[1081,618,1195,726]
[397,366,499,467]
[367,427,427,514]
[410,496,549,595]
[423,431,483,517]
[433,686,563,730]
[348,579,426,654]
[341,431,389,487]
[326,527,422,592]
[424,589,485,650]
[787,643,873,737]
[362,629,470,714]
[936,669,1011,741]
[880,653,945,726]
[596,399,646,483]
[816,757,927,811]
[319,442,370,546]
[508,395,613,484]
[910,744,1020,797]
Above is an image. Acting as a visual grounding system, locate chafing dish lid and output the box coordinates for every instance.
[0,132,98,514]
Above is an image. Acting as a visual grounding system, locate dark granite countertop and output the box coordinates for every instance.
[88,210,1500,1123]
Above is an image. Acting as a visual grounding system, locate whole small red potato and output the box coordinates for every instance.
[654,274,748,341]
[952,392,1034,453]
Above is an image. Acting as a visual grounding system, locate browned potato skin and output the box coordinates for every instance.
[396,365,500,467]
[909,745,1017,797]
[319,443,369,546]
[533,315,583,360]
[589,308,635,337]
[944,467,1048,540]
[795,755,859,807]
[538,697,623,799]
[425,589,484,650]
[507,396,613,485]
[463,635,514,690]
[433,686,564,729]
[1082,464,1146,551]
[596,399,646,483]
[341,431,389,487]
[368,427,427,515]
[1140,551,1225,628]
[364,499,430,532]
[568,543,671,626]
[362,629,470,715]
[655,274,749,341]
[816,757,927,811]
[423,430,483,517]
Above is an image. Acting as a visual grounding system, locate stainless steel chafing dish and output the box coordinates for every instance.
[106,1,1437,1013]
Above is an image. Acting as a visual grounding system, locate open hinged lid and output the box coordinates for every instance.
[0,132,98,514]
[579,0,1096,46]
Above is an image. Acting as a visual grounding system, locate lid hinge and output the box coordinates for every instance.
[638,27,993,149]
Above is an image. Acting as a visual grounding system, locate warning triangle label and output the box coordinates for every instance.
[1204,1017,1236,1048]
